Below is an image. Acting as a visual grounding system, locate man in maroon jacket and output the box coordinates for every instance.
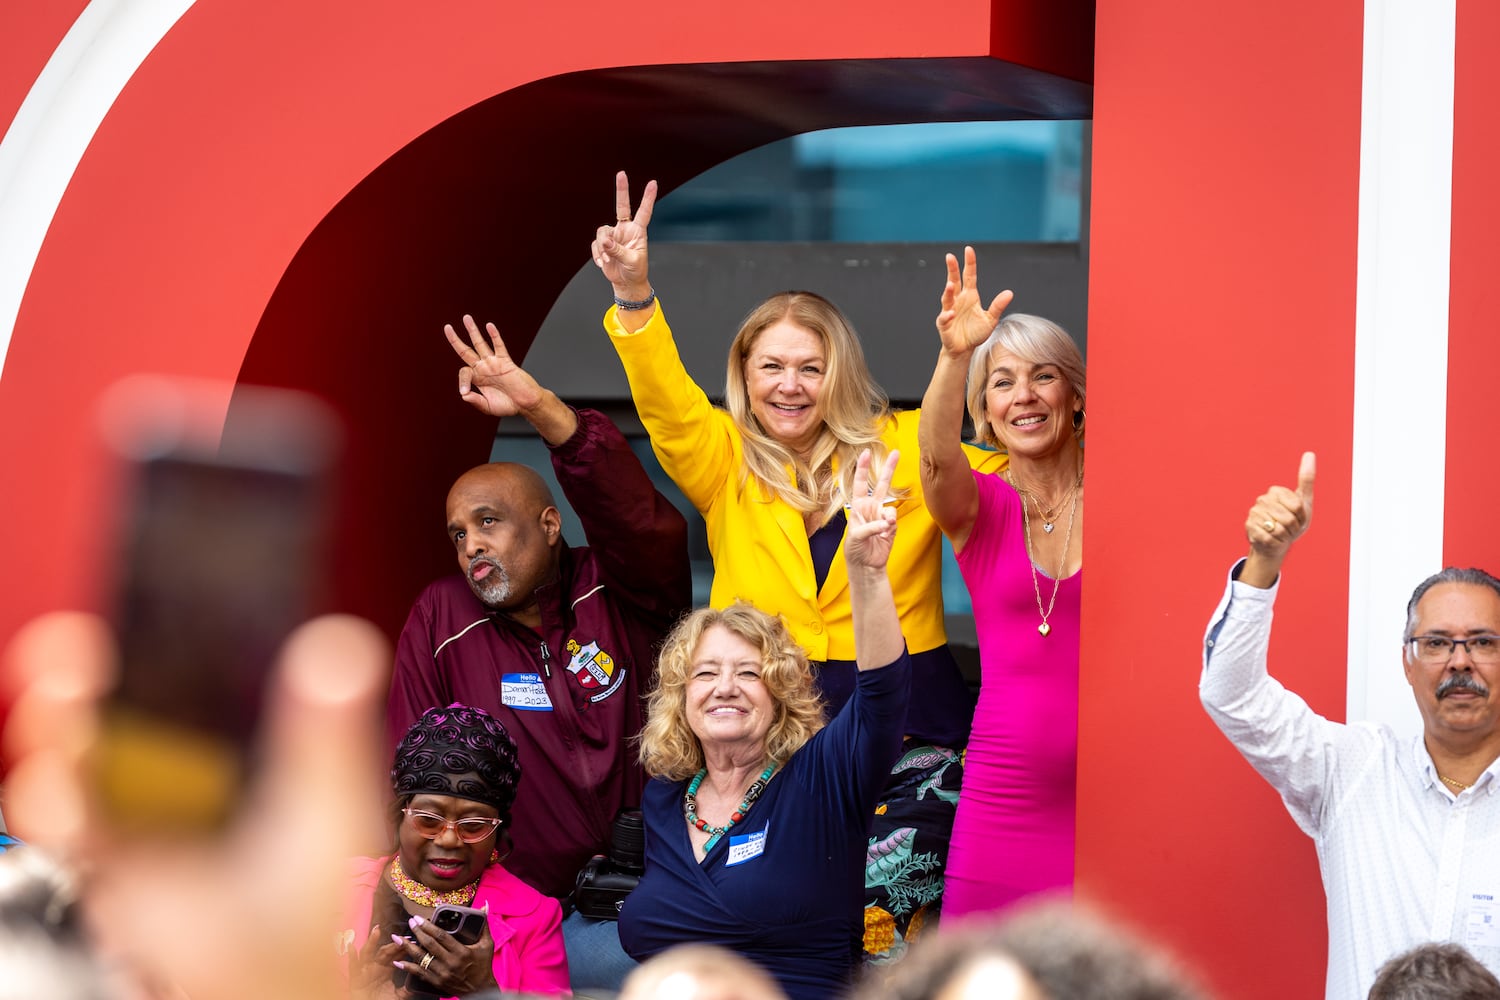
[386,317,691,987]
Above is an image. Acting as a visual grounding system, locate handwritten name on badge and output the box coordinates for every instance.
[501,673,554,711]
[726,825,768,867]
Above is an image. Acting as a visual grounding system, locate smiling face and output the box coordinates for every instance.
[396,793,499,892]
[982,347,1082,461]
[445,464,561,612]
[742,321,827,457]
[685,625,779,758]
[1403,582,1500,745]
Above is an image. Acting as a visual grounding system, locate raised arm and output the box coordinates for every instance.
[550,407,692,627]
[1200,450,1342,833]
[444,315,691,624]
[591,171,658,333]
[918,247,1012,552]
[444,315,577,444]
[846,449,904,671]
[1239,451,1316,588]
[590,173,735,509]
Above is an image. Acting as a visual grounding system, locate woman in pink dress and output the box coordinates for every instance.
[917,247,1086,917]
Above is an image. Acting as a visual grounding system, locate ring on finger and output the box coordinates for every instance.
[420,953,435,972]
[1262,519,1276,532]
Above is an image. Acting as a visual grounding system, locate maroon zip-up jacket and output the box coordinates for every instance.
[386,407,691,899]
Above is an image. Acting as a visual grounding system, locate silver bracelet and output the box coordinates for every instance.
[614,288,656,312]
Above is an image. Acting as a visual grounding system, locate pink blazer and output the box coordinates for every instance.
[343,855,570,997]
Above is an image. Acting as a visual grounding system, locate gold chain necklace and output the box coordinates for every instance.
[1009,473,1079,637]
[1438,773,1472,792]
[1010,471,1083,533]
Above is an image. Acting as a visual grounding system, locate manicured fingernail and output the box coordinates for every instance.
[409,915,425,928]
[391,934,404,945]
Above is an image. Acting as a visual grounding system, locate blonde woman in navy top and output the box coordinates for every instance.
[617,451,911,1000]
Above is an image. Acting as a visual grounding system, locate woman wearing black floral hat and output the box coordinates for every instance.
[342,703,568,998]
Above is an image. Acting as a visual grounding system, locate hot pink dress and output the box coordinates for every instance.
[943,470,1080,917]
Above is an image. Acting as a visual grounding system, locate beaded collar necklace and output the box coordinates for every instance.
[387,851,499,908]
[684,761,778,849]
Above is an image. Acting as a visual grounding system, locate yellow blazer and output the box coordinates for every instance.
[600,302,1008,665]
[606,303,1006,661]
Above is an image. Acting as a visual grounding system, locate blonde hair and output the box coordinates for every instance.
[639,603,826,781]
[725,292,893,521]
[965,313,1087,449]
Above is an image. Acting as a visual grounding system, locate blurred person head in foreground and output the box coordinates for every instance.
[858,900,1209,1000]
[0,845,112,1000]
[1368,942,1500,1000]
[619,943,788,1000]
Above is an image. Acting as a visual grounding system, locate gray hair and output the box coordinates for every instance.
[1404,567,1500,641]
[1368,942,1500,999]
[964,313,1087,450]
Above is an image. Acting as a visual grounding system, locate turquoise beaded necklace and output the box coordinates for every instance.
[683,761,779,850]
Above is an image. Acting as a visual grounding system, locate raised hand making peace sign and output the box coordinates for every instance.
[591,170,657,304]
[442,314,579,445]
[844,449,899,574]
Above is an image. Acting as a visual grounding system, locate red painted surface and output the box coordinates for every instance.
[1082,1,1363,996]
[0,0,89,138]
[0,0,1089,644]
[1447,1,1500,572]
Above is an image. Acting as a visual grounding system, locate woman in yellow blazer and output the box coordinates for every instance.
[590,173,1005,961]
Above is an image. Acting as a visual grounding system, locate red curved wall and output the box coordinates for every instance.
[0,2,89,136]
[0,0,1089,645]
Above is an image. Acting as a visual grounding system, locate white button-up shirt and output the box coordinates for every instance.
[1201,565,1500,1000]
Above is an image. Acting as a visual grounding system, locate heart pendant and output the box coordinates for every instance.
[1038,622,1051,636]
[1043,522,1055,533]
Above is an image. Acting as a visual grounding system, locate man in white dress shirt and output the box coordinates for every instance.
[1200,453,1500,1000]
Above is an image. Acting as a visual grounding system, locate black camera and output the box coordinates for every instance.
[573,808,644,920]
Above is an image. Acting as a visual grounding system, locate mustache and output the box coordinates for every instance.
[1438,673,1491,699]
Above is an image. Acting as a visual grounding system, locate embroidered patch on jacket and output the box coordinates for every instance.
[565,638,627,703]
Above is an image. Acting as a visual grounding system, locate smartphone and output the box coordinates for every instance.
[432,903,487,945]
[91,377,337,835]
[388,904,486,991]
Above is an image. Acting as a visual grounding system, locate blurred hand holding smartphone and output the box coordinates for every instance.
[92,377,338,835]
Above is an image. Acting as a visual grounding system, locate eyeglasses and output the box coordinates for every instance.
[402,808,502,843]
[1406,635,1500,664]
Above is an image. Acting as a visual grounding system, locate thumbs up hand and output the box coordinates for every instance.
[1240,452,1315,588]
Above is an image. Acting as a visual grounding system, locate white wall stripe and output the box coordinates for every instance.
[1348,0,1455,737]
[0,0,196,381]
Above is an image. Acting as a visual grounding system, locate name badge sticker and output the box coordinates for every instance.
[1468,893,1500,951]
[501,673,554,711]
[726,824,768,867]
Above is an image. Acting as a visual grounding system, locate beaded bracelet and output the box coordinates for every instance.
[614,288,657,312]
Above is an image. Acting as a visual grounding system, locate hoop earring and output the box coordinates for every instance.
[1073,409,1086,438]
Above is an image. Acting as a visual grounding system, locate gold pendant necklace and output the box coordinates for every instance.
[1438,773,1472,792]
[1011,473,1078,637]
[1011,473,1082,534]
